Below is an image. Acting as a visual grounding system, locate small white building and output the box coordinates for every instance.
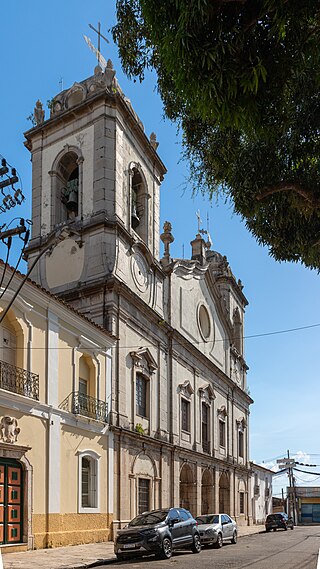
[250,463,273,524]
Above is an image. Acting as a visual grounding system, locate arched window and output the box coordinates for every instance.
[76,354,98,419]
[51,150,81,227]
[78,451,100,513]
[130,166,148,243]
[0,315,16,366]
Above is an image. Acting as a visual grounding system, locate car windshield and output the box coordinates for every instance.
[196,515,219,524]
[267,514,284,521]
[128,510,168,527]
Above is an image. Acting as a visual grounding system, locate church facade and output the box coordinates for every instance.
[24,61,253,541]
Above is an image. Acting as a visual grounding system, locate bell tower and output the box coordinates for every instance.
[24,63,166,326]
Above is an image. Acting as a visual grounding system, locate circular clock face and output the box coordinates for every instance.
[131,253,149,292]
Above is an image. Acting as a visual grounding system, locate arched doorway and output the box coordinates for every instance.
[201,469,214,514]
[180,463,196,514]
[219,471,230,514]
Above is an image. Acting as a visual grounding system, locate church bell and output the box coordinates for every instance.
[66,190,78,212]
[131,206,140,229]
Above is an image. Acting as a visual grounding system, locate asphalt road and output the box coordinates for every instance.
[99,526,320,569]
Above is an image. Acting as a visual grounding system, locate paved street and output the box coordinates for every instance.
[100,526,320,569]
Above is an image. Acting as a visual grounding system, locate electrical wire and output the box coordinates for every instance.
[0,235,12,290]
[0,231,29,301]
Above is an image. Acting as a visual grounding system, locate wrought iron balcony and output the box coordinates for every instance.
[0,360,39,400]
[59,391,108,422]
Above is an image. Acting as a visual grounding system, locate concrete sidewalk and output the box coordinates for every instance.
[2,525,264,569]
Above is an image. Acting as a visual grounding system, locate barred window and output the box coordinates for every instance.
[136,374,147,417]
[240,492,245,514]
[138,478,150,514]
[239,431,244,458]
[181,398,190,432]
[219,420,226,447]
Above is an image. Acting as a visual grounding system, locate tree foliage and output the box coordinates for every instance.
[112,0,320,269]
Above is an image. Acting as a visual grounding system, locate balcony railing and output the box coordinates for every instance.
[202,440,211,454]
[59,391,108,422]
[0,360,39,400]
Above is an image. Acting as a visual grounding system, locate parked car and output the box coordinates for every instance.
[195,513,238,548]
[265,513,294,532]
[114,507,201,560]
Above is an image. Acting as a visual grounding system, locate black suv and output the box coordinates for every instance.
[114,507,201,560]
[265,513,294,532]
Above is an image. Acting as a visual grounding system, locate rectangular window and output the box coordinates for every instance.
[181,398,190,432]
[239,431,244,458]
[136,374,147,417]
[202,403,210,452]
[219,420,226,447]
[138,478,150,514]
[240,492,245,514]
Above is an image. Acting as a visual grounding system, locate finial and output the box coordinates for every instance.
[160,221,174,266]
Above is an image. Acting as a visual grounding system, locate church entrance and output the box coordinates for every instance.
[180,463,196,513]
[0,459,23,544]
[201,469,214,514]
[219,471,230,514]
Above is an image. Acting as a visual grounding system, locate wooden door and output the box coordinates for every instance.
[0,461,23,544]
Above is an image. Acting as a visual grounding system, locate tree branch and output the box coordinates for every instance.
[256,182,320,208]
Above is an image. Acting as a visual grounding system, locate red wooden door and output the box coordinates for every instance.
[0,461,23,544]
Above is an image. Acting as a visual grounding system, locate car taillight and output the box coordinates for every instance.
[195,520,198,525]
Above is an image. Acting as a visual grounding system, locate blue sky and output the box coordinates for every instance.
[1,1,320,497]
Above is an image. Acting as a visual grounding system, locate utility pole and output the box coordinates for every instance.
[287,450,297,525]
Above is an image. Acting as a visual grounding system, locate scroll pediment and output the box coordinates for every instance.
[217,405,228,418]
[199,384,215,403]
[178,380,194,399]
[130,347,157,373]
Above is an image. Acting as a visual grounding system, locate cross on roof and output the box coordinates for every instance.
[88,22,109,67]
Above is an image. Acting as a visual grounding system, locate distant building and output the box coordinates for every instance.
[250,463,273,524]
[287,486,320,524]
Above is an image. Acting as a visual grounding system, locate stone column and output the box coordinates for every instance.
[214,468,220,512]
[195,463,202,516]
[229,469,235,517]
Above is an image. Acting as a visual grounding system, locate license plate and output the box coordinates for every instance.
[123,543,137,549]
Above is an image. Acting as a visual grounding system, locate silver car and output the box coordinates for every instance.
[196,513,237,548]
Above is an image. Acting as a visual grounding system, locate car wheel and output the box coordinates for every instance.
[160,537,172,559]
[116,553,125,561]
[215,533,223,548]
[231,530,237,544]
[284,525,288,531]
[291,526,294,530]
[191,534,201,554]
[273,528,277,532]
[266,528,271,532]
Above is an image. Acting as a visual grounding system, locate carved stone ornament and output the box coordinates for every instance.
[236,417,247,431]
[0,416,20,444]
[199,384,215,404]
[178,380,194,399]
[217,405,227,418]
[34,99,45,125]
[130,347,158,374]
